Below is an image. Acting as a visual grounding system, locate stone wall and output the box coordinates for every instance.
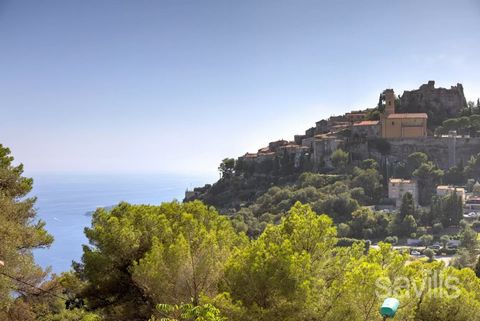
[313,137,344,169]
[399,81,467,127]
[351,123,381,138]
[390,137,479,169]
[354,136,480,169]
[301,136,315,149]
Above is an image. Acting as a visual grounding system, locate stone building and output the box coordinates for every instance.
[351,120,381,138]
[382,113,428,138]
[380,89,428,138]
[294,134,306,145]
[345,112,366,123]
[239,139,309,169]
[238,152,259,164]
[236,81,473,174]
[315,119,329,134]
[466,197,480,212]
[388,178,418,207]
[301,136,315,149]
[313,136,343,169]
[331,123,350,133]
[268,140,289,150]
[436,185,465,204]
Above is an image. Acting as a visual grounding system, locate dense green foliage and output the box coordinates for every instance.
[0,144,63,321]
[466,152,480,181]
[218,158,235,179]
[151,303,225,321]
[331,149,349,171]
[435,113,480,137]
[430,191,464,227]
[229,172,360,237]
[76,201,246,320]
[67,201,480,321]
[3,136,480,321]
[227,151,475,242]
[412,159,444,206]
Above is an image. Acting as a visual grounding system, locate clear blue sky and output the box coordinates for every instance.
[1,0,479,176]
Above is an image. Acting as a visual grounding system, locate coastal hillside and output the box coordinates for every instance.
[187,81,479,214]
[5,1,480,320]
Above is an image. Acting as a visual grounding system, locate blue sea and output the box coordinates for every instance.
[29,172,214,273]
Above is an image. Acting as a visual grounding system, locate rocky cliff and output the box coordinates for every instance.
[398,81,467,128]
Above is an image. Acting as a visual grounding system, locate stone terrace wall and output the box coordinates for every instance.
[347,136,480,170]
[381,137,479,169]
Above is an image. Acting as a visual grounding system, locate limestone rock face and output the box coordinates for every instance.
[398,81,467,127]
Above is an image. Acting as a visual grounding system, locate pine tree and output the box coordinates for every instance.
[0,144,54,320]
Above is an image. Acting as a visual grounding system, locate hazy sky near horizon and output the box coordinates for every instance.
[1,0,480,177]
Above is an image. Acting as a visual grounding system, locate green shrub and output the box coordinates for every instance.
[384,236,398,245]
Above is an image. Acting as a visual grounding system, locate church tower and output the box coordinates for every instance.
[381,89,395,137]
[384,89,395,116]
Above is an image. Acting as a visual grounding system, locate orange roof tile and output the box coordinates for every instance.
[352,120,380,126]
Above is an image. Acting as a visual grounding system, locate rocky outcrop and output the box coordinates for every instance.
[398,81,467,127]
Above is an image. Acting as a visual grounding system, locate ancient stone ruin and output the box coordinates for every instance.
[398,81,467,127]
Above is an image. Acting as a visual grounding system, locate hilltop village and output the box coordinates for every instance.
[182,82,480,274]
[188,81,479,207]
[187,81,480,240]
[235,81,474,172]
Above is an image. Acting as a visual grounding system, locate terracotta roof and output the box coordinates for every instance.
[387,113,428,119]
[352,120,380,126]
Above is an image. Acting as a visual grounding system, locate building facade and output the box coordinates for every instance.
[436,185,465,204]
[345,112,366,123]
[380,89,428,138]
[351,120,381,138]
[466,197,480,212]
[388,178,418,207]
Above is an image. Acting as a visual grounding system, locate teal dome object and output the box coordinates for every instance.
[380,298,399,318]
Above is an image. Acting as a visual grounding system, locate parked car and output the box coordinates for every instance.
[463,212,477,218]
[447,240,460,249]
[410,250,421,256]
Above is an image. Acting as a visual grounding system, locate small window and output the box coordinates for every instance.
[392,121,395,125]
[388,101,392,106]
